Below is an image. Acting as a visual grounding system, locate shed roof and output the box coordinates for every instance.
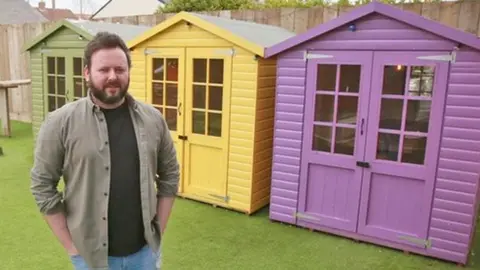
[0,0,47,25]
[127,11,296,57]
[23,19,151,52]
[265,1,480,58]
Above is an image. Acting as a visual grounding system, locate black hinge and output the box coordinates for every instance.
[178,135,188,140]
[356,161,370,168]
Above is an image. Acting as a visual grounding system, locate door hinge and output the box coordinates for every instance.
[356,161,370,168]
[294,212,321,222]
[209,194,229,202]
[213,48,235,56]
[178,135,188,140]
[144,48,159,55]
[304,51,334,61]
[398,235,432,248]
[417,52,456,63]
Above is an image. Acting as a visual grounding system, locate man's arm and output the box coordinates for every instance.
[30,114,77,255]
[155,114,180,235]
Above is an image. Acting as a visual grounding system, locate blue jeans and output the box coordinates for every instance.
[71,245,161,270]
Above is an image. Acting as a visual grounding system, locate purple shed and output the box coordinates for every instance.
[265,1,480,265]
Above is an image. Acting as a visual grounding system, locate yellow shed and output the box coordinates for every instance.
[127,12,295,214]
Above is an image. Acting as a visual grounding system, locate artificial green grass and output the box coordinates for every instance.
[0,121,479,269]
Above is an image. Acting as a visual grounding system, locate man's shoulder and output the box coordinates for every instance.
[43,99,86,125]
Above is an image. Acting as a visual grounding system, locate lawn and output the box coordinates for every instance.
[0,121,479,270]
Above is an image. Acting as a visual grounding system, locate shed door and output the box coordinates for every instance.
[182,48,232,202]
[147,49,185,193]
[297,51,373,232]
[357,52,449,248]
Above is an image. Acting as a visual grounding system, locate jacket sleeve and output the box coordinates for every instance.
[155,112,180,198]
[30,112,65,215]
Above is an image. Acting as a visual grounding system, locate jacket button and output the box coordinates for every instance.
[105,166,109,170]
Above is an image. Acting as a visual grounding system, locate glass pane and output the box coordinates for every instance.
[405,100,431,133]
[208,86,222,111]
[334,127,355,155]
[312,125,331,152]
[165,108,177,131]
[193,59,207,83]
[316,64,336,91]
[152,82,164,105]
[152,58,164,81]
[48,95,56,112]
[47,57,55,74]
[409,66,435,97]
[74,78,83,97]
[57,77,66,95]
[337,96,357,125]
[339,65,360,93]
[208,113,222,137]
[193,85,206,109]
[209,59,224,84]
[57,96,65,108]
[376,133,400,161]
[154,106,164,116]
[401,135,427,165]
[314,94,334,122]
[192,111,205,134]
[166,83,177,106]
[57,57,65,75]
[166,58,178,82]
[48,76,56,94]
[382,65,406,95]
[73,58,83,76]
[379,98,403,130]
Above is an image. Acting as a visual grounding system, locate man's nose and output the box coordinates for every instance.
[107,69,117,80]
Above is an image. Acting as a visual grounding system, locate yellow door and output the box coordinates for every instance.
[183,48,232,203]
[146,48,185,193]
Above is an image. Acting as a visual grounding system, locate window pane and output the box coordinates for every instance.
[57,57,65,75]
[208,113,222,137]
[193,59,207,83]
[339,65,360,93]
[57,96,66,108]
[376,133,399,161]
[209,59,224,84]
[166,58,178,82]
[379,98,403,130]
[316,64,336,91]
[48,76,56,94]
[405,100,431,133]
[74,78,83,98]
[192,111,205,134]
[337,96,357,125]
[166,83,177,106]
[152,58,164,81]
[152,82,164,105]
[48,95,56,112]
[73,58,83,76]
[408,66,435,97]
[57,77,66,96]
[47,57,55,74]
[334,127,355,156]
[382,65,406,95]
[312,125,331,152]
[314,94,334,122]
[165,108,177,131]
[401,135,427,165]
[193,85,206,109]
[208,86,222,111]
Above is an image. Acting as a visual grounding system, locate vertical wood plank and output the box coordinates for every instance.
[458,0,480,35]
[280,8,296,33]
[293,8,309,34]
[438,1,461,29]
[307,6,325,29]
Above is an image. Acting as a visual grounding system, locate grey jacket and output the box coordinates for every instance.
[30,91,179,269]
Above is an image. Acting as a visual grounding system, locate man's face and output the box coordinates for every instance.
[84,47,130,105]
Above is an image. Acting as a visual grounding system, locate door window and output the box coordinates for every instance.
[191,58,224,137]
[46,57,67,112]
[312,64,361,156]
[73,57,88,101]
[151,58,179,131]
[376,65,434,165]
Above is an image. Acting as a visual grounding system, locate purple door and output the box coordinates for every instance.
[297,51,374,232]
[357,51,449,248]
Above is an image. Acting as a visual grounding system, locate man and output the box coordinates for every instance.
[30,32,179,270]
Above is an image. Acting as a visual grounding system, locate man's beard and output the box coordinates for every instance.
[87,77,129,105]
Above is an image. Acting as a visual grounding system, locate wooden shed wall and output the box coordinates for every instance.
[129,22,264,211]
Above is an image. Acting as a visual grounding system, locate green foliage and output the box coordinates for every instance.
[158,0,454,13]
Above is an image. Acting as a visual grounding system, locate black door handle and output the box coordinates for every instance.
[356,161,370,168]
[178,135,188,140]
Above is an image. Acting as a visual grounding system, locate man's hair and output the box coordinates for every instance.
[84,32,131,70]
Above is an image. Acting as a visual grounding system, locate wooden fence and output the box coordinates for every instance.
[1,0,480,123]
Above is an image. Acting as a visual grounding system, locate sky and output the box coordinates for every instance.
[27,0,107,15]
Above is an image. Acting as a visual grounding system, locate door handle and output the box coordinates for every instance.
[356,161,370,168]
[360,118,365,135]
[178,135,187,140]
[178,102,182,116]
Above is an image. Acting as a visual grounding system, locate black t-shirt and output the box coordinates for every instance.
[101,100,146,256]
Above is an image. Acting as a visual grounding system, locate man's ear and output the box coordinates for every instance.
[83,65,89,82]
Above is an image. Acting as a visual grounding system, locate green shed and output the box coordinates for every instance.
[22,19,150,139]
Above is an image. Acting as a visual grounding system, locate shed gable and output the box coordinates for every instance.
[32,26,88,49]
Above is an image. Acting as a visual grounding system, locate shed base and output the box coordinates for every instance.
[176,193,255,216]
[269,215,470,266]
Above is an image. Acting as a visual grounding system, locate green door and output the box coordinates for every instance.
[43,50,87,115]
